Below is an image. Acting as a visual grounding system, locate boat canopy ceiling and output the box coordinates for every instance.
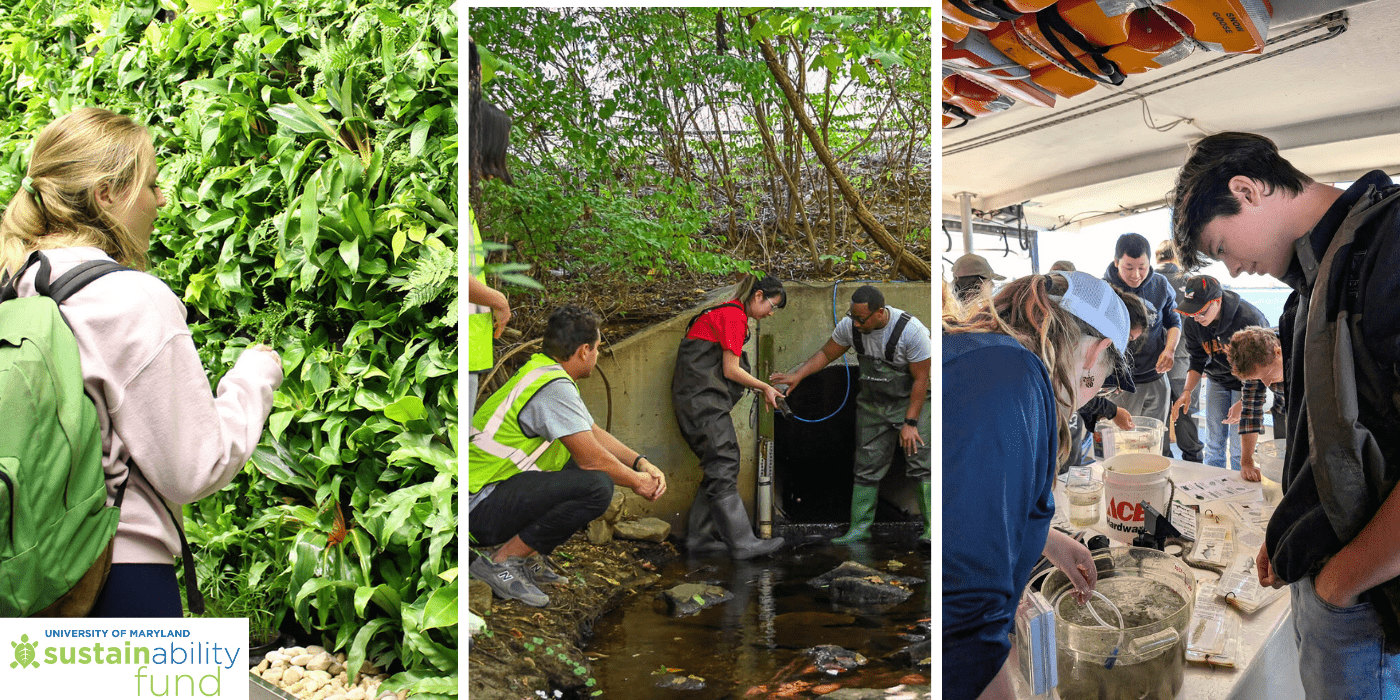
[941,0,1400,232]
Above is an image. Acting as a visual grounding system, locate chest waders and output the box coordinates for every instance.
[671,301,785,559]
[833,313,933,544]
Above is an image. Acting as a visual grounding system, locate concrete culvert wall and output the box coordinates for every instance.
[573,280,932,535]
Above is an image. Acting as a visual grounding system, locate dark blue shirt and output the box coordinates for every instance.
[1104,264,1180,382]
[943,332,1058,700]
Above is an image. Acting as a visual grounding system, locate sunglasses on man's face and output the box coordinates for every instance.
[848,308,881,325]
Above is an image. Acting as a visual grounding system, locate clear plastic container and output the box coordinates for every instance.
[1255,438,1286,505]
[1114,416,1165,455]
[1042,547,1196,700]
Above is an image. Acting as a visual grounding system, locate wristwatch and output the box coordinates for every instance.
[904,418,919,427]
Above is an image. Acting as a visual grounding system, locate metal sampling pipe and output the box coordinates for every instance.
[757,334,777,538]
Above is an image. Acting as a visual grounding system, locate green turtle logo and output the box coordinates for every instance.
[11,633,39,669]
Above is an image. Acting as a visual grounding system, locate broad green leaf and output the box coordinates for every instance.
[299,173,320,251]
[346,617,394,683]
[287,91,341,142]
[383,395,426,423]
[185,0,229,14]
[410,120,429,157]
[421,581,457,631]
[339,238,359,274]
[391,228,407,261]
[268,104,322,134]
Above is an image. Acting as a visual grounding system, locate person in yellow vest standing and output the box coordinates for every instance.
[469,306,668,607]
[468,208,510,417]
[467,38,512,418]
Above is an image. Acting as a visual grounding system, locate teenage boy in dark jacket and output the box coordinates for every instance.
[1169,131,1400,697]
[1102,233,1180,452]
[1170,276,1267,476]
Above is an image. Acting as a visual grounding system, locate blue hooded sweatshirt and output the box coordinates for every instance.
[1104,262,1180,383]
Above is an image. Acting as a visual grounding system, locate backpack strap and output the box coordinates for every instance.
[124,459,205,615]
[162,497,205,615]
[1034,7,1126,87]
[48,260,130,304]
[883,312,913,363]
[0,251,48,303]
[0,251,129,305]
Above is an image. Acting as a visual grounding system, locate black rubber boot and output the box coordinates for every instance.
[710,491,785,560]
[685,490,728,555]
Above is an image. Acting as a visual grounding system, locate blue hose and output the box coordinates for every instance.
[784,282,855,424]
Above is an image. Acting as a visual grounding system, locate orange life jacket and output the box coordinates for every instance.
[1102,8,1196,74]
[944,73,1015,117]
[944,29,1057,108]
[1156,0,1272,54]
[943,20,971,43]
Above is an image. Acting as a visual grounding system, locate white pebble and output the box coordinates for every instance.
[307,651,333,672]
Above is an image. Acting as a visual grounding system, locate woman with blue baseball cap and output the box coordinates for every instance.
[942,270,1137,700]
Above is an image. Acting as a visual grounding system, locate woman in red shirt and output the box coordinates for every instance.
[672,274,787,559]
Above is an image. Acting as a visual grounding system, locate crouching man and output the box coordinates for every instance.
[468,305,667,607]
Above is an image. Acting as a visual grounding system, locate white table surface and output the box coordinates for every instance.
[1012,458,1304,700]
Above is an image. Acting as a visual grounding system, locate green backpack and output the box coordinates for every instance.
[0,251,133,615]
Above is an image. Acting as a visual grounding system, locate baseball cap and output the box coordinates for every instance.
[1051,271,1136,392]
[951,253,1007,280]
[1178,275,1223,315]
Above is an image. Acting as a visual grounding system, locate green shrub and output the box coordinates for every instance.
[0,0,456,695]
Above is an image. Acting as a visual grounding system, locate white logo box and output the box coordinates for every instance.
[0,617,248,699]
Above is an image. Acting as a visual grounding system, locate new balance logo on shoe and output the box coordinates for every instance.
[469,555,549,607]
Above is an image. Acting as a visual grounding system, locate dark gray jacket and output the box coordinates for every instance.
[1269,170,1400,652]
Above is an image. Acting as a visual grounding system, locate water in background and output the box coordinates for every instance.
[1230,286,1291,328]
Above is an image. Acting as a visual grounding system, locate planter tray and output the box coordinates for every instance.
[250,672,299,700]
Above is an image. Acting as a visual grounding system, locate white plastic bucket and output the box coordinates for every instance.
[1103,453,1174,539]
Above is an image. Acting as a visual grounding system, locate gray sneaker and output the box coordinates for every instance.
[469,555,549,607]
[526,554,567,585]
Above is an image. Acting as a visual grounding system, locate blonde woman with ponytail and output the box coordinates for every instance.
[0,108,283,617]
[942,271,1137,700]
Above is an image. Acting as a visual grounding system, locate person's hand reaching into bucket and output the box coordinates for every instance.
[1043,529,1097,604]
[1112,407,1135,431]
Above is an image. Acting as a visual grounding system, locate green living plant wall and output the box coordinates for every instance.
[0,0,457,696]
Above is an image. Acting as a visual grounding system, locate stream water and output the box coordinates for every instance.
[584,537,931,699]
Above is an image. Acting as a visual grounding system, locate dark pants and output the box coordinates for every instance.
[469,464,614,555]
[88,563,183,618]
[1169,374,1203,461]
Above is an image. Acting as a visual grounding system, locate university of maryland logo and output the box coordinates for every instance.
[10,633,39,669]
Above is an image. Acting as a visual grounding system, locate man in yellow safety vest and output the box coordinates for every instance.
[468,305,667,607]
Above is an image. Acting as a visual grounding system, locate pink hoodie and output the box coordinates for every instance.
[14,247,283,564]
